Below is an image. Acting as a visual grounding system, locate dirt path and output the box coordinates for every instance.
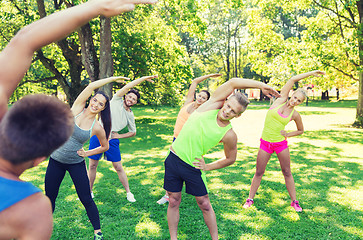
[231,105,358,148]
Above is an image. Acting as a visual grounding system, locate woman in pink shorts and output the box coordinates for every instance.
[243,70,325,212]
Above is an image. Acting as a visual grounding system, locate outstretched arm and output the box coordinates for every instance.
[209,78,280,105]
[279,70,325,101]
[183,73,221,106]
[72,76,128,114]
[114,75,157,98]
[0,0,156,119]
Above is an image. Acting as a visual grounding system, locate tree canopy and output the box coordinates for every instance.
[1,0,362,126]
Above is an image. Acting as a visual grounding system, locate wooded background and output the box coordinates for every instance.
[1,0,362,126]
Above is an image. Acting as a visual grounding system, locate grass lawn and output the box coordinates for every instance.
[22,100,362,240]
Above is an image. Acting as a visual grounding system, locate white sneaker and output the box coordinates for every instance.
[157,195,169,205]
[126,192,136,202]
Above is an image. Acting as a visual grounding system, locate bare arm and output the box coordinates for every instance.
[114,75,157,98]
[111,131,136,139]
[279,70,325,101]
[280,111,304,138]
[208,78,280,106]
[183,73,222,106]
[78,123,109,157]
[193,129,238,171]
[71,76,127,115]
[0,193,53,240]
[0,0,156,119]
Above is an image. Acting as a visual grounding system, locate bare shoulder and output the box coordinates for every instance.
[221,128,237,146]
[292,110,302,121]
[0,192,53,240]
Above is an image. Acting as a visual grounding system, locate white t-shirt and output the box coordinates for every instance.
[110,95,136,133]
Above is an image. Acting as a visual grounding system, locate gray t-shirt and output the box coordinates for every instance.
[110,95,136,133]
[51,112,95,164]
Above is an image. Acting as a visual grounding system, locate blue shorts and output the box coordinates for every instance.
[163,151,208,197]
[88,136,121,162]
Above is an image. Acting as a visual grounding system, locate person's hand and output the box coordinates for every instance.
[141,75,158,83]
[311,70,325,77]
[280,130,288,138]
[77,148,87,157]
[98,0,157,17]
[193,156,206,171]
[111,76,129,84]
[208,73,222,78]
[110,132,120,139]
[261,84,281,99]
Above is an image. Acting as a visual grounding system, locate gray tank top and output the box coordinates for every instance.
[51,110,96,164]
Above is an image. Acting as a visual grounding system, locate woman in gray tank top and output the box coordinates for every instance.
[45,76,128,240]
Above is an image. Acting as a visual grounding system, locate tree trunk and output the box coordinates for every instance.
[355,1,363,127]
[78,23,99,82]
[99,16,114,98]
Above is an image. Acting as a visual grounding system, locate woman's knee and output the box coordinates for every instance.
[281,168,292,177]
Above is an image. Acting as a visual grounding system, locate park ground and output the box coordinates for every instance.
[22,100,362,239]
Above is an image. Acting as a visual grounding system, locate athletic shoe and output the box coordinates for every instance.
[243,199,254,208]
[157,195,169,205]
[127,192,136,202]
[94,232,103,240]
[291,200,302,212]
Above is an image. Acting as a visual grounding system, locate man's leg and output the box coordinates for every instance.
[88,158,100,191]
[112,161,130,193]
[167,191,182,240]
[195,194,218,240]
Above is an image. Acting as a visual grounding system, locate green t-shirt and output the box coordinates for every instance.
[172,109,232,167]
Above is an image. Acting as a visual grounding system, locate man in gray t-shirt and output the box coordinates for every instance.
[88,75,157,202]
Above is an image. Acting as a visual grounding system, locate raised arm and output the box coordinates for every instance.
[114,75,157,98]
[183,73,222,106]
[279,70,325,100]
[209,78,280,105]
[0,0,156,119]
[72,76,128,114]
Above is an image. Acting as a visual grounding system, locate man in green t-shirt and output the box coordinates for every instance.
[163,78,280,240]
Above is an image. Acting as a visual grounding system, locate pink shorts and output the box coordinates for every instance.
[260,138,288,154]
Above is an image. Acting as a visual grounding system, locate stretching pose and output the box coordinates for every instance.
[0,0,156,239]
[243,70,325,212]
[88,75,157,202]
[45,76,127,240]
[157,73,221,205]
[164,77,280,240]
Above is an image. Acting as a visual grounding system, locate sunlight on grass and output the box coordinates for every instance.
[239,233,269,240]
[313,206,328,214]
[281,212,300,222]
[328,185,363,211]
[337,225,363,237]
[135,216,161,238]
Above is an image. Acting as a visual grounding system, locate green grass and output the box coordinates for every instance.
[21,100,362,240]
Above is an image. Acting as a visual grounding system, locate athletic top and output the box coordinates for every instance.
[51,111,96,164]
[173,102,193,138]
[172,109,232,167]
[109,95,136,134]
[261,102,295,142]
[0,176,41,212]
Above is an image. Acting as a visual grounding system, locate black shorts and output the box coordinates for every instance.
[163,151,208,196]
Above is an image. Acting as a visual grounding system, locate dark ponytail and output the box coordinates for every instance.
[95,91,111,139]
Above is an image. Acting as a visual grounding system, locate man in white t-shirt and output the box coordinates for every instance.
[88,75,156,202]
